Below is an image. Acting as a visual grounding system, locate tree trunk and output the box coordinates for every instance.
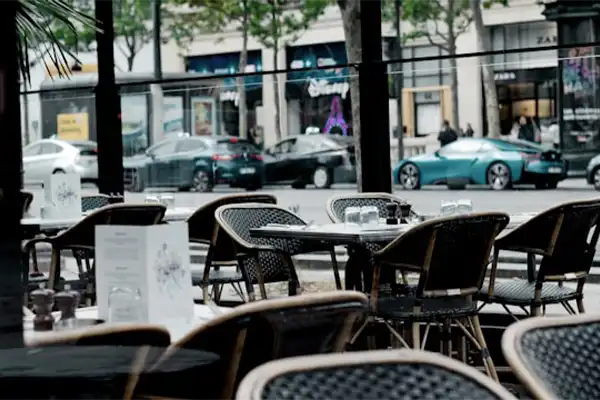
[449,40,460,131]
[237,27,248,138]
[127,55,135,72]
[338,0,363,186]
[272,47,282,141]
[470,0,500,138]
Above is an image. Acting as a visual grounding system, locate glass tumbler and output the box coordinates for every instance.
[108,285,143,323]
[360,206,380,225]
[456,199,473,214]
[344,206,361,227]
[440,200,457,216]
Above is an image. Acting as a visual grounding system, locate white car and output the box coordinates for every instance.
[22,139,98,185]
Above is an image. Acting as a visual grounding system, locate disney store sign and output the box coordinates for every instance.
[307,78,350,100]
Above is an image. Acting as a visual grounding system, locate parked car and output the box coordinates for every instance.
[22,139,98,185]
[393,138,567,190]
[585,155,600,190]
[123,136,264,192]
[263,134,356,189]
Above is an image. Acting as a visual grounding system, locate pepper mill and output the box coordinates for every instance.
[31,283,55,332]
[55,284,80,323]
[386,202,399,225]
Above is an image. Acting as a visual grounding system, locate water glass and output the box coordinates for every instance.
[360,206,380,225]
[108,285,143,323]
[456,199,473,214]
[144,195,160,204]
[159,194,175,209]
[440,200,457,216]
[344,206,361,226]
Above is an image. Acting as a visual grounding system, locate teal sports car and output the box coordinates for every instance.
[393,138,567,190]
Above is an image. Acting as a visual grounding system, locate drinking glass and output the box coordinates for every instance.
[360,206,380,225]
[440,200,457,216]
[108,285,143,323]
[344,206,361,226]
[159,194,175,209]
[456,199,473,214]
[144,195,160,204]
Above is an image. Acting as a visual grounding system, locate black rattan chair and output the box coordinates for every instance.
[186,193,277,304]
[22,204,166,300]
[479,198,600,318]
[326,193,417,291]
[149,291,368,400]
[359,212,509,382]
[236,349,517,400]
[215,203,341,301]
[503,313,600,400]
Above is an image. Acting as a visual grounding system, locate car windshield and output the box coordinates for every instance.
[487,138,545,152]
[69,142,97,153]
[215,139,260,154]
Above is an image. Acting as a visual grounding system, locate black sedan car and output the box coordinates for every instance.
[123,136,265,192]
[263,134,356,189]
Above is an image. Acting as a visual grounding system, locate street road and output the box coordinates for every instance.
[25,178,599,223]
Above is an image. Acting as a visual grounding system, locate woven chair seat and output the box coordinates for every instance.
[191,268,243,286]
[377,295,477,322]
[479,280,580,306]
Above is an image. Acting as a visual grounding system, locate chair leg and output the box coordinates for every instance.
[577,298,585,314]
[48,249,60,291]
[329,249,342,290]
[411,322,421,350]
[470,315,499,382]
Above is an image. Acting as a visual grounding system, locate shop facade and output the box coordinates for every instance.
[186,50,263,137]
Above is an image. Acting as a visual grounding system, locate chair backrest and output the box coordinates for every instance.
[187,194,277,243]
[537,199,600,280]
[187,194,277,264]
[376,213,509,297]
[326,193,412,223]
[81,194,112,212]
[215,203,308,284]
[53,203,166,249]
[21,190,34,216]
[236,349,517,400]
[503,314,600,400]
[153,291,368,400]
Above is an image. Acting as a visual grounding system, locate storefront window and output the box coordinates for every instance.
[121,95,148,156]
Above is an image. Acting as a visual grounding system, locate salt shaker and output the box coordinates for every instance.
[55,284,80,326]
[31,283,55,332]
[386,202,399,225]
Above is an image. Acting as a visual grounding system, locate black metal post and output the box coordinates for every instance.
[152,0,162,80]
[358,0,392,193]
[0,0,25,349]
[95,0,124,196]
[394,0,404,162]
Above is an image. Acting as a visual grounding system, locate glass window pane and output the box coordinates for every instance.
[415,75,441,88]
[413,46,440,76]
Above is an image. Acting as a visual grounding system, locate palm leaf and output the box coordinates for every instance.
[16,0,97,84]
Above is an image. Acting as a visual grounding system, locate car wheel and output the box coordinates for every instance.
[191,169,213,192]
[486,162,511,190]
[312,166,331,189]
[593,167,600,191]
[398,163,421,190]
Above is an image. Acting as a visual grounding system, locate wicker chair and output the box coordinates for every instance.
[479,198,600,318]
[22,204,166,299]
[149,291,368,400]
[503,313,600,400]
[236,349,517,400]
[357,213,509,382]
[215,203,342,301]
[186,193,277,304]
[326,193,417,291]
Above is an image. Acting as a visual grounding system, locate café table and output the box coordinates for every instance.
[23,303,232,345]
[0,345,219,399]
[250,212,537,290]
[21,206,196,233]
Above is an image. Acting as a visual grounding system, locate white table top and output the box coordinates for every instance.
[21,207,195,231]
[24,303,231,345]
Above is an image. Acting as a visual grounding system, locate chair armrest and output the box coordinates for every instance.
[22,236,54,253]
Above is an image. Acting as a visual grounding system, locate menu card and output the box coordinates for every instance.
[43,173,81,219]
[95,222,194,326]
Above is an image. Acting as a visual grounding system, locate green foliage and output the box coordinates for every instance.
[190,0,331,50]
[383,0,508,50]
[17,0,96,83]
[52,0,205,70]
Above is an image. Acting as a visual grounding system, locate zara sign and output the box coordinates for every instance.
[307,79,350,99]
